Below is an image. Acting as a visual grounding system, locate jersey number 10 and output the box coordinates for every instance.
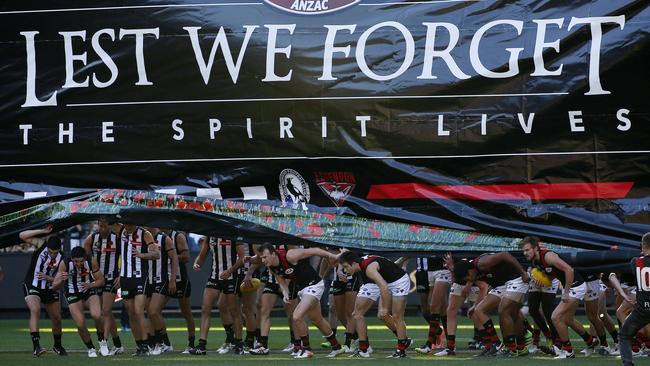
[636,267,650,291]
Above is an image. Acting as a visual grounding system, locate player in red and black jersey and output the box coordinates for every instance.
[521,236,597,358]
[452,252,530,357]
[248,244,344,359]
[339,251,411,358]
[619,232,650,366]
[245,243,300,355]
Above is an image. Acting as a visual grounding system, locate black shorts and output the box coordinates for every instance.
[206,277,241,295]
[146,281,169,297]
[171,280,192,299]
[416,270,430,294]
[288,282,299,300]
[23,284,59,304]
[65,290,98,304]
[120,277,146,299]
[99,278,119,294]
[330,275,361,296]
[263,282,282,296]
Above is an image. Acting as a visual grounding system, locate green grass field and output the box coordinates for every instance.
[0,316,643,365]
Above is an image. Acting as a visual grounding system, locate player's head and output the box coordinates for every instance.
[123,223,136,234]
[98,219,110,235]
[71,246,87,268]
[338,251,362,274]
[642,232,650,254]
[452,259,475,284]
[258,243,279,266]
[519,236,540,261]
[46,236,62,257]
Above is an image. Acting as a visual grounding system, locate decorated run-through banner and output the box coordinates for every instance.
[0,0,649,250]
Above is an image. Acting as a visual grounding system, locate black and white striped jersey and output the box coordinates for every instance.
[91,231,120,281]
[149,232,172,284]
[209,237,238,281]
[170,230,187,282]
[119,227,149,279]
[65,257,94,294]
[416,257,445,271]
[24,245,63,290]
[332,264,353,282]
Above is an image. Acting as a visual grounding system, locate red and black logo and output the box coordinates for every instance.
[314,172,356,207]
[264,0,359,15]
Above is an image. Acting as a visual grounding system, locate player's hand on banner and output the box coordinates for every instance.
[193,262,201,272]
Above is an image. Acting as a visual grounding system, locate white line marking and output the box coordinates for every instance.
[66,92,569,107]
[1,150,649,168]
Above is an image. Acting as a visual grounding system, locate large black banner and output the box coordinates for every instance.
[1,0,649,249]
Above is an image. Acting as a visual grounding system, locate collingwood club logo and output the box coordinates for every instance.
[264,0,360,15]
[279,169,310,211]
[314,171,356,207]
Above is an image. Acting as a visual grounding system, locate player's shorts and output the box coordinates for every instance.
[504,277,530,303]
[23,283,60,304]
[65,290,99,304]
[450,282,480,302]
[584,279,602,301]
[568,281,587,301]
[99,278,119,294]
[599,280,608,294]
[146,281,169,297]
[330,274,361,296]
[298,280,326,300]
[171,280,192,299]
[263,282,282,296]
[529,278,560,294]
[120,277,147,299]
[206,277,241,295]
[415,270,430,293]
[358,274,411,302]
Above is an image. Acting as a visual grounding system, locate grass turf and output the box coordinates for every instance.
[0,315,640,365]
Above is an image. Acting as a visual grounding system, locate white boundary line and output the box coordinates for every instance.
[67,92,568,107]
[1,150,649,168]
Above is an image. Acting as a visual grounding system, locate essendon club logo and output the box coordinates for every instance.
[264,0,360,15]
[314,172,356,207]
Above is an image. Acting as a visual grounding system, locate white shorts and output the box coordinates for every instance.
[568,282,587,301]
[599,280,608,293]
[489,285,507,298]
[584,279,602,302]
[428,269,452,285]
[529,278,560,294]
[357,274,411,302]
[450,283,480,302]
[298,280,325,301]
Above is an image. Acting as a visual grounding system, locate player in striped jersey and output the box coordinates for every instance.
[406,256,451,355]
[191,236,246,355]
[119,224,160,356]
[20,226,67,357]
[246,244,299,355]
[161,229,196,353]
[250,244,345,359]
[145,228,179,355]
[83,220,124,355]
[52,246,106,357]
[239,241,260,351]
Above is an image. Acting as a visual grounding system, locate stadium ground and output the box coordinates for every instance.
[0,316,641,365]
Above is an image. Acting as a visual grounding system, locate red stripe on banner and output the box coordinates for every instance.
[366,182,634,200]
